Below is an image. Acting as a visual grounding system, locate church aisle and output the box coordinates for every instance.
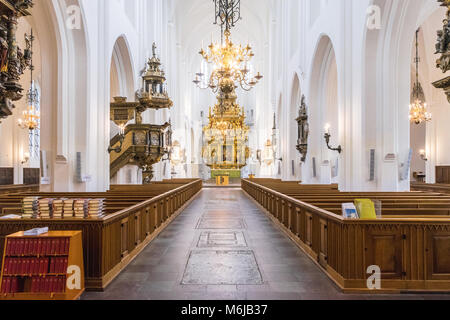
[82,188,449,300]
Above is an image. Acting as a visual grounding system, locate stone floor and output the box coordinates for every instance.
[82,188,450,300]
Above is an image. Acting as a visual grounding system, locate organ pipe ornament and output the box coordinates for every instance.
[433,0,450,102]
[109,43,173,184]
[410,29,431,124]
[0,0,34,122]
[296,95,309,162]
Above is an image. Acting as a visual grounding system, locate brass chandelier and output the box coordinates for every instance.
[193,0,262,93]
[193,30,263,93]
[18,29,39,131]
[409,29,431,125]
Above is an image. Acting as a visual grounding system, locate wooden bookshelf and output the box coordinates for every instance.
[0,230,84,300]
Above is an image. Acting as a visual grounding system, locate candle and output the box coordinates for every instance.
[324,123,331,134]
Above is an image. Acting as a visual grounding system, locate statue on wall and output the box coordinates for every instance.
[296,95,309,162]
[0,0,34,122]
[433,1,450,103]
[436,1,450,73]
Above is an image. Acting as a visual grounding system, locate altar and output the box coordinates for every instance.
[210,169,241,179]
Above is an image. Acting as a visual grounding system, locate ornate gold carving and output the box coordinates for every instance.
[0,0,34,122]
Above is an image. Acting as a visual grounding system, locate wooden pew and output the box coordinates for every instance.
[242,178,450,293]
[0,184,39,196]
[0,179,203,291]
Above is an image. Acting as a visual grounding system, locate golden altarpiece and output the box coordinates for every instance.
[202,88,250,179]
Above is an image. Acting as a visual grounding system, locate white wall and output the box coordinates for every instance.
[1,0,447,192]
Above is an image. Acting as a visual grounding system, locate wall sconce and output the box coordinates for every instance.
[419,149,428,162]
[324,123,342,154]
[108,124,126,154]
[21,152,30,165]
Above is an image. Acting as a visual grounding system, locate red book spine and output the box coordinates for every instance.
[8,239,12,256]
[55,238,61,255]
[50,239,55,255]
[3,257,9,275]
[1,278,6,293]
[36,258,41,275]
[5,239,11,256]
[5,277,11,294]
[32,239,37,255]
[10,239,16,256]
[42,258,48,274]
[14,259,19,275]
[21,258,26,275]
[38,277,43,293]
[48,277,53,293]
[29,258,34,275]
[19,239,25,256]
[15,259,21,275]
[44,258,49,274]
[65,238,70,255]
[31,277,36,293]
[49,258,55,274]
[33,258,38,275]
[26,258,31,275]
[46,239,52,255]
[63,257,68,274]
[23,258,28,275]
[10,259,15,275]
[54,257,59,274]
[57,277,61,293]
[45,277,50,293]
[38,239,43,256]
[61,276,66,293]
[40,258,45,274]
[24,239,29,255]
[11,278,17,294]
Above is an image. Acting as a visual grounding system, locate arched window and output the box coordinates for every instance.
[28,80,41,164]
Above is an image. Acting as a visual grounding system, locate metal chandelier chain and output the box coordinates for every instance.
[214,0,241,33]
[409,28,431,125]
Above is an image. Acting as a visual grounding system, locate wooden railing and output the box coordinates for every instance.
[242,179,450,293]
[0,179,202,291]
[411,182,450,194]
[0,184,39,196]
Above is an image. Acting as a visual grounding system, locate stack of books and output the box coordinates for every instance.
[74,199,88,218]
[63,199,75,218]
[53,199,66,218]
[22,197,39,219]
[38,199,54,219]
[88,199,105,218]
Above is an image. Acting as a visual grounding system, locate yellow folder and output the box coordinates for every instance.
[354,199,377,219]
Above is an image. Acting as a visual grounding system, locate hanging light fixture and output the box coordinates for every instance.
[193,1,262,93]
[409,28,431,125]
[18,29,40,131]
